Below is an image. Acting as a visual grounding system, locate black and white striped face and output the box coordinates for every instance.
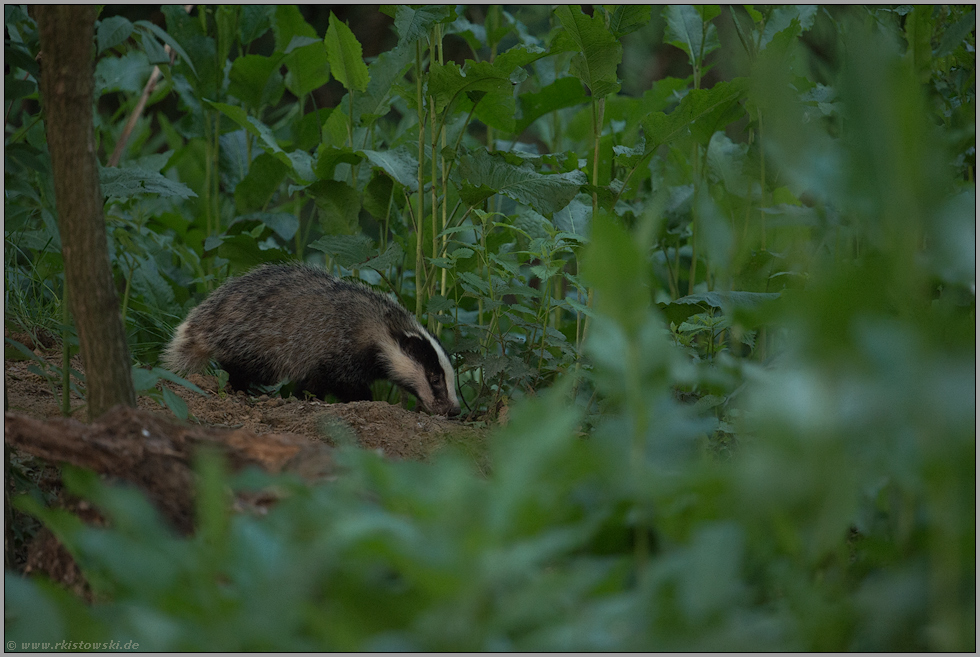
[388,330,460,417]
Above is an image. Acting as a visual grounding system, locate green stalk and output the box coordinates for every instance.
[415,40,426,319]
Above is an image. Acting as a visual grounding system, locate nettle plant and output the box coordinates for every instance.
[5,5,975,422]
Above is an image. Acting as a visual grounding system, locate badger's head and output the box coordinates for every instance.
[386,330,461,417]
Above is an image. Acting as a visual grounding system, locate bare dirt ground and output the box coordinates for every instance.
[4,335,491,587]
[4,342,489,466]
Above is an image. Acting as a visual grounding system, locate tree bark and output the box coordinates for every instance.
[35,5,137,419]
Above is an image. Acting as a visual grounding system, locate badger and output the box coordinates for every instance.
[163,263,460,417]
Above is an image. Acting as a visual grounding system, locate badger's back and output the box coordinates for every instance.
[163,264,459,415]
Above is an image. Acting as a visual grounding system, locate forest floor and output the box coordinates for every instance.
[4,333,488,464]
[4,331,491,584]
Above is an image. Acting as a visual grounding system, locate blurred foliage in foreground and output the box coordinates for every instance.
[4,5,976,652]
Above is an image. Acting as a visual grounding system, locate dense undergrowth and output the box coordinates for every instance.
[4,5,976,651]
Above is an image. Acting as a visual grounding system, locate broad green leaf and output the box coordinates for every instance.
[215,5,237,66]
[133,20,197,77]
[325,12,370,93]
[607,5,653,38]
[272,5,317,51]
[663,5,721,67]
[362,171,394,218]
[641,78,746,149]
[657,290,781,326]
[454,149,586,216]
[315,145,364,181]
[361,242,405,272]
[706,131,748,195]
[758,5,817,50]
[309,180,361,235]
[130,366,160,392]
[136,29,170,67]
[5,44,39,78]
[234,153,289,212]
[239,5,273,45]
[228,54,285,110]
[393,5,455,46]
[283,40,330,97]
[308,232,374,266]
[97,16,133,53]
[161,387,189,420]
[5,76,35,101]
[352,42,413,122]
[235,211,299,242]
[428,60,511,115]
[554,5,622,98]
[492,43,549,74]
[474,92,517,132]
[935,9,976,58]
[100,166,197,201]
[360,148,419,190]
[581,210,649,336]
[217,234,290,268]
[514,77,589,136]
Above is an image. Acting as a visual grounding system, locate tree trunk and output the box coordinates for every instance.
[35,5,136,419]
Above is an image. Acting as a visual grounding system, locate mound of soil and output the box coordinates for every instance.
[3,349,490,590]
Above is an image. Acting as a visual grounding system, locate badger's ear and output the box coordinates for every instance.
[395,331,442,371]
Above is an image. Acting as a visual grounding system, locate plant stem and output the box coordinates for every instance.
[415,40,426,319]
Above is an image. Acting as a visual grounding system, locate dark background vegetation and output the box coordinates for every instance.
[4,4,976,651]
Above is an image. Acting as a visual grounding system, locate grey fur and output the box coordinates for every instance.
[163,264,460,416]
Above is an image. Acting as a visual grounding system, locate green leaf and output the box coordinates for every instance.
[206,101,313,181]
[514,77,589,136]
[325,12,370,93]
[283,40,330,97]
[657,290,781,326]
[582,210,649,335]
[758,5,817,51]
[554,5,622,98]
[100,166,197,201]
[492,43,549,74]
[474,92,517,132]
[641,78,746,149]
[353,42,413,122]
[454,149,586,216]
[130,366,160,392]
[361,242,404,272]
[272,5,317,51]
[308,232,374,267]
[315,145,363,180]
[133,20,197,78]
[95,51,153,94]
[162,386,189,420]
[393,5,455,46]
[5,76,35,100]
[607,5,653,38]
[663,5,721,67]
[239,5,273,45]
[935,9,976,58]
[360,148,419,190]
[228,54,285,110]
[97,15,133,53]
[234,153,290,212]
[236,212,300,242]
[309,180,361,235]
[428,60,511,115]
